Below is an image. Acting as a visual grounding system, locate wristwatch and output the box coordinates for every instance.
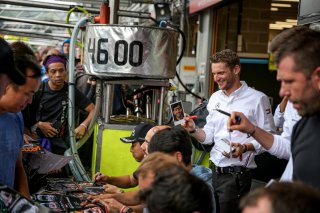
[189,126,198,134]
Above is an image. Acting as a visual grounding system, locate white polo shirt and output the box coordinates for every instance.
[203,81,276,168]
[274,104,285,128]
[269,101,301,160]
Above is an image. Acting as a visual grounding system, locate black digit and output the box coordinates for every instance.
[129,41,143,67]
[114,40,128,66]
[87,38,95,63]
[97,38,108,64]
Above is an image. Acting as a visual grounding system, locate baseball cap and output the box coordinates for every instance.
[120,123,154,143]
[62,38,71,46]
[0,38,25,85]
[61,38,71,54]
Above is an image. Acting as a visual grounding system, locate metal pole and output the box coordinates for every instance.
[176,0,185,91]
[100,0,117,124]
[109,0,119,24]
[0,15,74,28]
[152,90,159,121]
[68,16,91,181]
[65,80,102,158]
[158,86,166,125]
[104,84,114,124]
[0,0,99,14]
[118,10,151,19]
[0,29,68,40]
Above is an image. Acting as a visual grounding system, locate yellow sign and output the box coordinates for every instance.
[183,65,196,71]
[268,53,277,71]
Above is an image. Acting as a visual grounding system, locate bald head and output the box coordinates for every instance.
[140,125,171,156]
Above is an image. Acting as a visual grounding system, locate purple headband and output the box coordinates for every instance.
[44,55,67,68]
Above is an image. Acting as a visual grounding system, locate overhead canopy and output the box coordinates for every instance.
[0,0,151,46]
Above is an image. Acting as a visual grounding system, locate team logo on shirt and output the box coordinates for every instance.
[215,103,220,109]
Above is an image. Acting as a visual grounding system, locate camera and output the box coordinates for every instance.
[51,120,61,132]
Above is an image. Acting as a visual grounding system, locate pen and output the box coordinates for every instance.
[189,115,198,119]
[215,109,241,122]
[92,172,100,185]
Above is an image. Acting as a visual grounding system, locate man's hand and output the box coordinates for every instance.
[23,134,37,144]
[75,124,86,139]
[92,198,124,213]
[93,172,108,185]
[228,112,255,134]
[230,142,245,159]
[103,184,121,194]
[37,121,58,138]
[80,202,110,213]
[86,193,113,204]
[182,114,196,132]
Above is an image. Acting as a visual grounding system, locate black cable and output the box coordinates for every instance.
[150,17,205,100]
[165,116,173,125]
[166,22,205,100]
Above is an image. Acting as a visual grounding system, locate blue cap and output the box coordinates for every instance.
[62,38,71,45]
[61,38,71,54]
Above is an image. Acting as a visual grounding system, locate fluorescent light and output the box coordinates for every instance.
[271,7,279,11]
[271,3,291,7]
[269,25,284,30]
[275,21,297,26]
[28,0,77,6]
[270,23,294,29]
[286,19,297,23]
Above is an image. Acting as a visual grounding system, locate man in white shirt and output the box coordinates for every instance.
[268,101,300,160]
[270,101,301,181]
[273,96,287,129]
[229,29,320,189]
[227,27,311,182]
[184,49,275,213]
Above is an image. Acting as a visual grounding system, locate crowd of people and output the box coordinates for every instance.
[0,24,320,213]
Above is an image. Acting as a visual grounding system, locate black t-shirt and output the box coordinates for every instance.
[291,114,320,189]
[30,82,91,138]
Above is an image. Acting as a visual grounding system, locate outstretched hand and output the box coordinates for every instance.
[227,112,254,134]
[182,114,196,132]
[103,184,121,194]
[75,124,86,139]
[93,172,108,185]
[91,198,123,213]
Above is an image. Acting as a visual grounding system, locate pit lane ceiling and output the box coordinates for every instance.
[0,0,160,46]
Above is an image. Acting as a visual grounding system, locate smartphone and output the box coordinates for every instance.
[51,120,60,131]
[215,139,234,154]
